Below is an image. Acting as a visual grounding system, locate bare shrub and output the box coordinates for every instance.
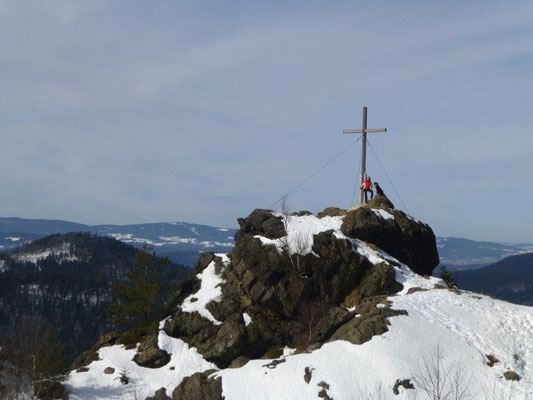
[294,298,327,347]
[414,345,472,400]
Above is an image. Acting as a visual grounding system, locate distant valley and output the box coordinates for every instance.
[0,217,238,266]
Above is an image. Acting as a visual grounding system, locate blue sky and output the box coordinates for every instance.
[1,1,532,242]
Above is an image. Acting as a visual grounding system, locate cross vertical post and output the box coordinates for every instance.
[360,107,367,204]
[343,106,387,205]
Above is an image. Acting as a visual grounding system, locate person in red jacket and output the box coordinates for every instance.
[361,176,374,202]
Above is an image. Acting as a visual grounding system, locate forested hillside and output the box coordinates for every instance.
[0,233,191,361]
[456,252,533,306]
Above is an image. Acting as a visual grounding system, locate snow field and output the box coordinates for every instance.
[67,326,216,400]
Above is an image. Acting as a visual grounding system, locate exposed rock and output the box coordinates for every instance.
[503,370,520,381]
[263,358,286,369]
[157,206,434,371]
[72,331,121,369]
[197,318,247,367]
[317,381,333,400]
[406,287,428,295]
[393,379,415,395]
[35,381,68,400]
[341,206,439,275]
[486,354,499,367]
[133,333,171,368]
[366,193,395,209]
[237,209,285,240]
[358,263,403,300]
[103,367,115,374]
[292,210,313,216]
[229,356,249,368]
[172,371,224,400]
[304,366,314,383]
[145,388,172,400]
[329,300,407,345]
[315,307,354,342]
[317,207,347,218]
[76,367,89,373]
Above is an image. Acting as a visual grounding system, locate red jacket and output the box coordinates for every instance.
[362,178,372,190]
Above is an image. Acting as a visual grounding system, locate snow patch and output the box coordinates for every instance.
[242,313,252,327]
[371,209,394,220]
[180,254,228,325]
[255,214,344,256]
[67,327,216,400]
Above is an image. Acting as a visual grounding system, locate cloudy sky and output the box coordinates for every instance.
[1,1,532,242]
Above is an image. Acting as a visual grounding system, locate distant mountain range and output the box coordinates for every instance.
[1,217,532,269]
[0,217,238,266]
[456,253,533,306]
[436,236,533,270]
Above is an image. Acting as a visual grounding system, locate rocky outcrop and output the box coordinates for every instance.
[236,209,285,240]
[133,334,171,368]
[172,371,224,400]
[104,204,439,398]
[366,193,395,209]
[317,207,347,218]
[341,201,439,275]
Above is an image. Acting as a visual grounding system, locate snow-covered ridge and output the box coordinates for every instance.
[108,233,233,249]
[66,210,533,399]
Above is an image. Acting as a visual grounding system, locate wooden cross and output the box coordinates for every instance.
[343,106,387,204]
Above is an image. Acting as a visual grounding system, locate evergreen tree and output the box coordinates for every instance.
[106,247,171,338]
[439,265,457,288]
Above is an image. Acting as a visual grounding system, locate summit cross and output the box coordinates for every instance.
[343,106,387,204]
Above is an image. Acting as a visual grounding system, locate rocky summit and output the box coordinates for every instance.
[66,194,533,400]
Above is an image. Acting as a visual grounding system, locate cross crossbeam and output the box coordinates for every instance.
[343,106,387,205]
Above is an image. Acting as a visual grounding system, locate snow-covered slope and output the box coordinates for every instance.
[66,209,533,400]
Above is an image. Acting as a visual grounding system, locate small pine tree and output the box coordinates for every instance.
[106,247,171,338]
[439,265,457,288]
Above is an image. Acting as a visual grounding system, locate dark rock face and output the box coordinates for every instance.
[237,209,285,240]
[329,298,408,345]
[133,334,171,368]
[172,371,224,400]
[161,207,422,371]
[35,381,68,400]
[341,206,439,275]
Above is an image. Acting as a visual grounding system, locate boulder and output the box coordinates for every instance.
[172,371,224,400]
[366,194,395,209]
[133,333,171,368]
[200,318,247,367]
[503,370,520,381]
[329,300,407,345]
[237,209,285,240]
[35,381,68,400]
[317,207,347,218]
[341,207,439,275]
[146,388,172,400]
